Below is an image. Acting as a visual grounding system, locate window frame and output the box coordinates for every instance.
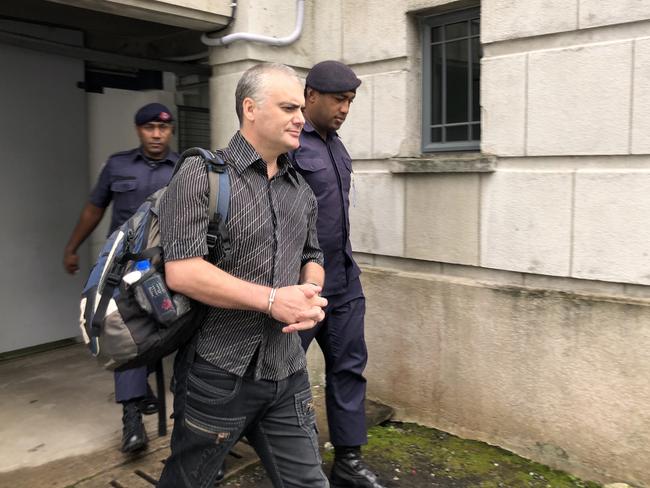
[420,7,481,153]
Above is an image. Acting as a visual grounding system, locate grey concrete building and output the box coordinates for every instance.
[2,0,650,486]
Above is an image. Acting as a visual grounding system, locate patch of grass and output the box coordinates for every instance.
[363,422,602,488]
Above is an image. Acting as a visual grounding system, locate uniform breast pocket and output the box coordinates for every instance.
[340,155,353,193]
[110,178,139,210]
[293,158,332,194]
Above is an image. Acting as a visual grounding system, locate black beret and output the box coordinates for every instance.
[306,60,361,93]
[134,103,174,126]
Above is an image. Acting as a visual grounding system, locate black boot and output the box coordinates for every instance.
[138,384,159,415]
[121,401,148,453]
[330,448,386,488]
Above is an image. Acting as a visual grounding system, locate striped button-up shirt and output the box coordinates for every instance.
[159,131,323,381]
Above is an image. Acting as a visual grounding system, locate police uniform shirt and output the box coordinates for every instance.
[89,147,178,234]
[290,121,361,297]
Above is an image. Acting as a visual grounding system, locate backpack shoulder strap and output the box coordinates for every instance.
[205,150,231,257]
[172,148,231,256]
[172,147,217,177]
[204,150,229,228]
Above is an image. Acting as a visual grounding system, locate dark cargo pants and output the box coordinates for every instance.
[158,348,329,488]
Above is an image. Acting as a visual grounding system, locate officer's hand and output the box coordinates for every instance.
[282,317,322,334]
[63,251,79,275]
[270,284,327,326]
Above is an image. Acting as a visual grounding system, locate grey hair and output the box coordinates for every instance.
[235,63,300,124]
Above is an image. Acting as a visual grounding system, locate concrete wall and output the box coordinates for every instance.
[0,22,88,353]
[206,0,650,485]
[481,1,650,285]
[361,267,650,486]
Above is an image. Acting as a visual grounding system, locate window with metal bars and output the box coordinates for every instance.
[177,105,211,152]
[421,8,481,152]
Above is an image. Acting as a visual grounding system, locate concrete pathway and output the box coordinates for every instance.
[0,344,174,474]
[0,343,393,487]
[1,344,608,488]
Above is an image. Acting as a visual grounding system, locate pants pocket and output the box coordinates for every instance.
[294,387,317,429]
[184,360,246,442]
[294,387,321,458]
[186,361,242,407]
[180,412,246,487]
[184,404,246,444]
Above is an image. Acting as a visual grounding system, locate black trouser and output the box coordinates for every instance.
[300,278,368,447]
[158,347,329,488]
[114,366,148,403]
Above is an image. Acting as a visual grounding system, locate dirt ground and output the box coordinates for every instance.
[221,422,603,488]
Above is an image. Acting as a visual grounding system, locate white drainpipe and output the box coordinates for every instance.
[201,0,305,47]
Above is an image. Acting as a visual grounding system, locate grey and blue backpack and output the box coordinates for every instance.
[79,148,230,371]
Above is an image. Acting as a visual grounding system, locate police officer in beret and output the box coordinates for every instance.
[290,61,386,488]
[63,102,178,453]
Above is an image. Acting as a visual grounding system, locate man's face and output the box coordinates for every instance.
[136,121,173,159]
[306,89,356,133]
[248,72,305,154]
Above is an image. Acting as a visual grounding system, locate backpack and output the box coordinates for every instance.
[79,147,230,371]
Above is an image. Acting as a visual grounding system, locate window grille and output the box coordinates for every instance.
[421,8,481,152]
[177,105,211,152]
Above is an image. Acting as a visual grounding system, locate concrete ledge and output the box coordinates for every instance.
[389,154,497,173]
[51,0,232,31]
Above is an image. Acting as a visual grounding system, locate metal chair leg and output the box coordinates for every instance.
[155,359,167,436]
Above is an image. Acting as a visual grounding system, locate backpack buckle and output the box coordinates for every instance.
[206,233,218,249]
[105,272,122,287]
[206,162,225,174]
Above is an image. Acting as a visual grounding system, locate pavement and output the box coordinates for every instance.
[0,344,617,488]
[0,343,175,474]
[0,343,393,488]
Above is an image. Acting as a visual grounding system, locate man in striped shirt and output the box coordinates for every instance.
[157,63,330,488]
